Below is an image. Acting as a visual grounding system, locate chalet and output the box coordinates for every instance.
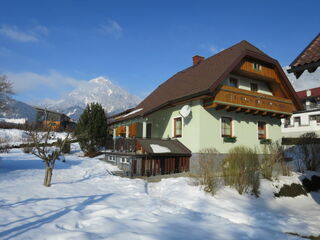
[35,107,75,131]
[108,40,301,176]
[282,33,320,137]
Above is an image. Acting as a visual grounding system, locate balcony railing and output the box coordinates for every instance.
[204,85,295,116]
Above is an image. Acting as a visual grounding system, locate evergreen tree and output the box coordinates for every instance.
[75,103,108,153]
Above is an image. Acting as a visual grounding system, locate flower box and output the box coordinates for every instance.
[223,136,237,143]
[260,138,272,144]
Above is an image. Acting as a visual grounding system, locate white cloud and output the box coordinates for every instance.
[98,20,123,38]
[5,70,85,94]
[0,24,48,42]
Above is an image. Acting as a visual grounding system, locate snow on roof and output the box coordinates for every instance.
[150,144,171,153]
[121,108,143,118]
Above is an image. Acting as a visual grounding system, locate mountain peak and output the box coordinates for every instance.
[42,76,141,120]
[89,76,111,84]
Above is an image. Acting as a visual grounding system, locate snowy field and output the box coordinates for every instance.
[0,144,320,240]
[0,128,68,146]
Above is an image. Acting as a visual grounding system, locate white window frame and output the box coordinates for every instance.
[257,121,268,140]
[172,116,183,138]
[220,116,234,138]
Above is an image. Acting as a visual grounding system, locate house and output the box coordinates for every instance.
[108,40,301,176]
[282,33,320,137]
[35,107,75,131]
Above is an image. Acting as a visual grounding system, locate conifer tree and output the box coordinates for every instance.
[75,103,108,153]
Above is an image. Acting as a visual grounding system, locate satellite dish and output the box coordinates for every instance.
[180,105,191,118]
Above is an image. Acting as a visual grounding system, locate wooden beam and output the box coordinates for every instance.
[253,110,260,115]
[244,109,251,114]
[204,103,217,109]
[235,107,242,112]
[262,112,268,116]
[270,113,277,118]
[227,106,237,112]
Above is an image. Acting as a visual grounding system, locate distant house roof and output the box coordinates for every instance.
[137,139,191,156]
[288,33,320,78]
[296,86,320,99]
[110,40,301,123]
[34,107,70,119]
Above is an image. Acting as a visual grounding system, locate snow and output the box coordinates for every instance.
[0,144,319,239]
[121,108,143,118]
[0,129,68,146]
[150,144,171,153]
[0,118,27,124]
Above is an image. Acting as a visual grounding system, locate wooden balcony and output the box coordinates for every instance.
[203,85,296,117]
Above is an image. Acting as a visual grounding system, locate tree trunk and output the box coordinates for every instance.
[43,167,53,187]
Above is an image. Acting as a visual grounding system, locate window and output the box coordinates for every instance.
[146,123,152,139]
[294,117,301,126]
[229,78,238,88]
[309,115,320,123]
[250,83,258,92]
[221,117,232,137]
[258,121,266,139]
[253,63,262,71]
[174,117,182,138]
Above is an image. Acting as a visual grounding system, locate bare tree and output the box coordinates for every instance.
[26,126,71,187]
[0,75,13,110]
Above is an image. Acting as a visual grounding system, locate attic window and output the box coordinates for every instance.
[253,63,262,71]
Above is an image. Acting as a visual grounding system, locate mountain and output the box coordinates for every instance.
[0,97,36,121]
[42,77,141,120]
[284,66,320,91]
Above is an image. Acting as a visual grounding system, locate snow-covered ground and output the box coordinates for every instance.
[0,128,68,146]
[0,144,319,240]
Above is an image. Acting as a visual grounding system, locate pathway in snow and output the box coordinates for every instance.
[0,147,319,240]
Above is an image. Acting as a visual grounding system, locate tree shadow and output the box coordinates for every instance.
[0,193,113,240]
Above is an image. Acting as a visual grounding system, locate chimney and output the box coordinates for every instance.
[192,55,205,65]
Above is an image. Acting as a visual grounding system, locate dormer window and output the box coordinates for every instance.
[229,78,238,88]
[253,63,262,71]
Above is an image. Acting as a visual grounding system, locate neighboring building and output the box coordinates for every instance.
[282,88,320,137]
[108,40,301,176]
[287,33,320,78]
[282,33,320,137]
[35,107,75,131]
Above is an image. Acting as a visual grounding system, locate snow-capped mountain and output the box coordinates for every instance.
[284,66,320,91]
[42,77,141,120]
[0,97,36,121]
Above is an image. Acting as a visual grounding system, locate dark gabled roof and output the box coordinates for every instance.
[137,139,191,156]
[110,40,301,123]
[288,33,320,78]
[296,86,320,99]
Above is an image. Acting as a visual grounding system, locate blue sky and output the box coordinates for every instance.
[0,0,319,104]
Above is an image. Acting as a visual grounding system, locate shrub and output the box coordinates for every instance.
[274,183,307,198]
[298,132,320,171]
[74,103,108,154]
[260,141,291,180]
[197,148,220,195]
[222,146,260,197]
[0,138,11,153]
[57,138,71,154]
[22,145,33,154]
[302,175,320,192]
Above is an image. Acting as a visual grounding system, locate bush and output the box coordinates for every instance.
[298,132,320,171]
[22,145,33,154]
[0,138,11,153]
[274,183,307,197]
[260,141,291,180]
[74,103,108,154]
[57,138,71,154]
[222,146,260,197]
[197,148,220,195]
[302,175,320,192]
